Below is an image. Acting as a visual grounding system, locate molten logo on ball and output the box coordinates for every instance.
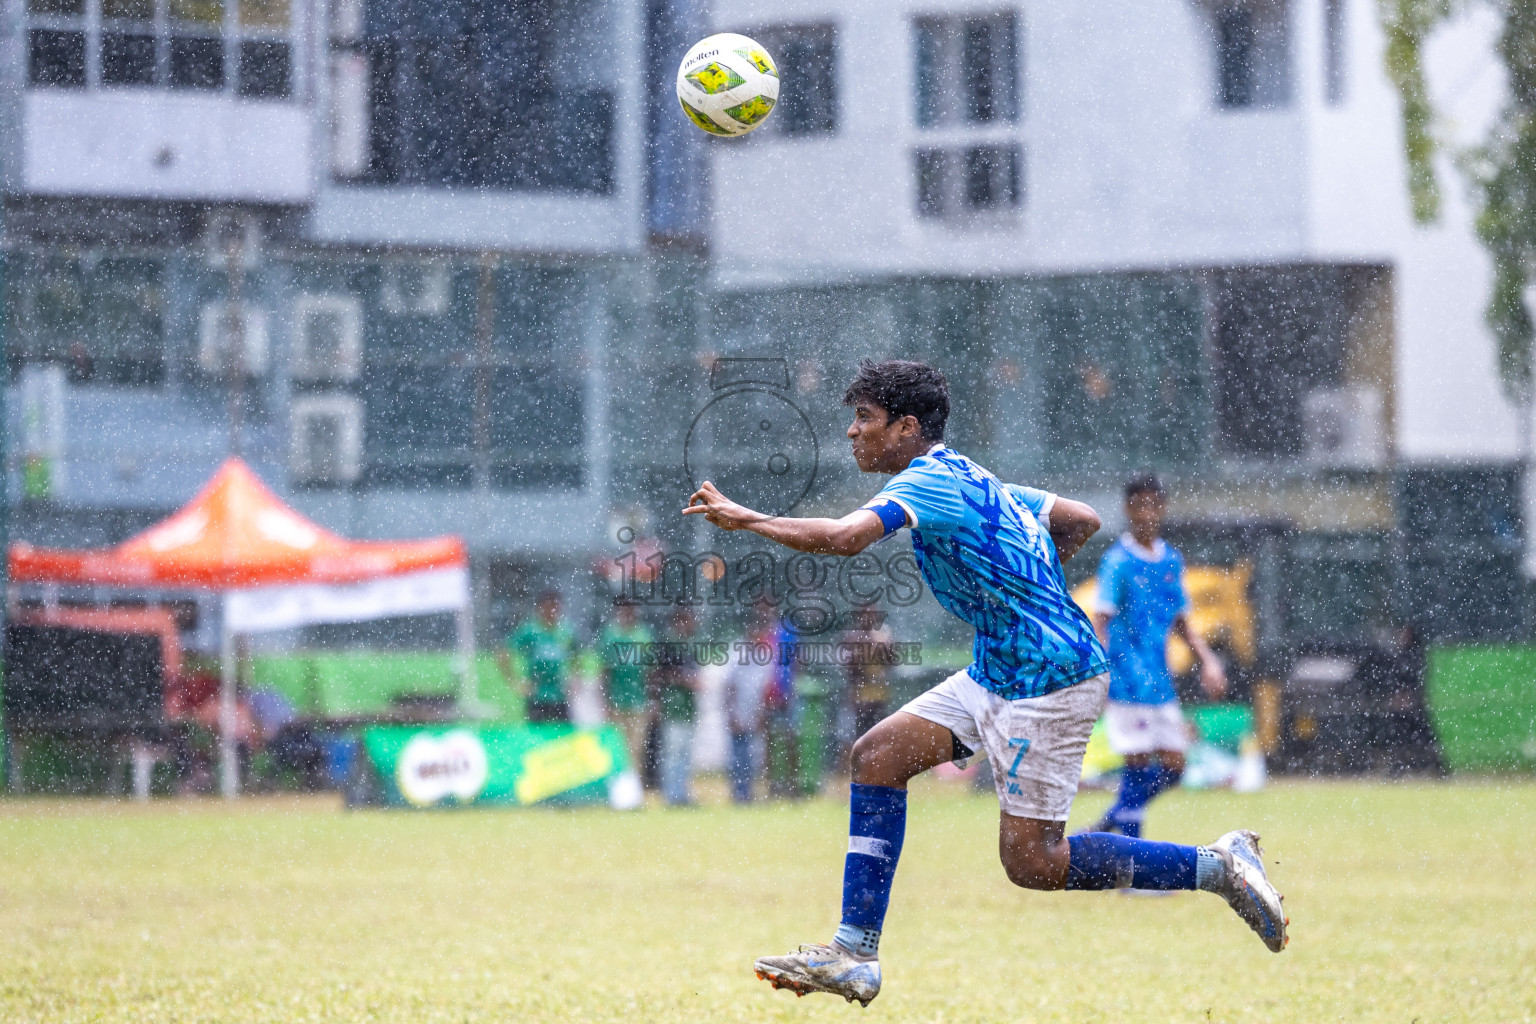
[676,32,780,137]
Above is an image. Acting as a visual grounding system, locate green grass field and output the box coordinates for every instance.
[1,779,1533,1023]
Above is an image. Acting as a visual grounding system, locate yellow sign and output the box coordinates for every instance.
[514,733,615,805]
[1071,560,1256,674]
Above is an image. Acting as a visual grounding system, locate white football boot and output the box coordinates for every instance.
[754,942,882,1007]
[1210,829,1289,952]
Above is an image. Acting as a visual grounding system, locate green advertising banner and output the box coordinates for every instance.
[1427,645,1536,772]
[351,724,636,809]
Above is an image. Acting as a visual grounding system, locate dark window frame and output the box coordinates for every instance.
[1211,0,1292,111]
[346,0,615,194]
[747,22,839,137]
[6,248,170,389]
[350,259,590,491]
[913,143,1024,220]
[913,11,1020,129]
[25,0,294,98]
[1216,6,1256,108]
[101,31,157,86]
[29,28,87,87]
[1323,0,1345,104]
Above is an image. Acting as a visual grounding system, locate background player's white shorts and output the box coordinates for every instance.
[1104,700,1190,755]
[900,669,1108,820]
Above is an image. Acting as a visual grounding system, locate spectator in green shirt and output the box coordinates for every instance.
[601,600,654,780]
[502,590,576,724]
[656,607,701,806]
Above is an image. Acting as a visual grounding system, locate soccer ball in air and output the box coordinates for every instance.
[676,33,779,137]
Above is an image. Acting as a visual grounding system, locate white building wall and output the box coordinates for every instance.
[708,0,1527,473]
[1395,7,1519,465]
[710,0,1328,285]
[22,91,312,204]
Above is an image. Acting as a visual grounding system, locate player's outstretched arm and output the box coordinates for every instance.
[1174,613,1228,698]
[683,480,887,556]
[1047,497,1101,563]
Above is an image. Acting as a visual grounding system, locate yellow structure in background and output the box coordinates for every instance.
[1070,561,1257,672]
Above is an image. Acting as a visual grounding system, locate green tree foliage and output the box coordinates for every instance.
[1380,0,1458,223]
[1383,0,1536,402]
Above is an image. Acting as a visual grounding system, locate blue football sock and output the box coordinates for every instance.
[1148,763,1184,800]
[1105,764,1157,838]
[838,783,907,957]
[1065,833,1199,891]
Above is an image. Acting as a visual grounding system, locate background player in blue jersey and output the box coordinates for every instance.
[684,360,1286,1007]
[1091,472,1227,839]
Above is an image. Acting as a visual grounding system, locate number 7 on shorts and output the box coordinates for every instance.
[1006,737,1031,778]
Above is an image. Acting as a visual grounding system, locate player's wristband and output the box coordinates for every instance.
[862,498,908,537]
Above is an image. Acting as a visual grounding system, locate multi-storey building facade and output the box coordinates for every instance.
[1,0,680,644]
[702,0,1525,647]
[0,0,1524,652]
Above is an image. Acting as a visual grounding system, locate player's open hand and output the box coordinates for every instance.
[1199,655,1228,699]
[683,481,760,530]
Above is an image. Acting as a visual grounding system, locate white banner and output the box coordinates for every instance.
[225,567,469,633]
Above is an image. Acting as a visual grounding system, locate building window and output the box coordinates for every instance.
[102,30,157,86]
[750,24,838,136]
[914,144,1022,219]
[30,28,88,87]
[1324,0,1345,104]
[25,0,293,97]
[1035,275,1208,475]
[357,261,588,490]
[337,0,615,194]
[1210,0,1291,109]
[7,252,167,388]
[914,12,1019,128]
[1210,267,1373,459]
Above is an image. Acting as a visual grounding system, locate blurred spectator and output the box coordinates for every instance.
[249,688,297,744]
[722,604,775,803]
[842,608,894,747]
[164,664,219,721]
[1382,624,1444,774]
[601,600,654,779]
[656,608,701,806]
[502,590,576,724]
[763,615,801,799]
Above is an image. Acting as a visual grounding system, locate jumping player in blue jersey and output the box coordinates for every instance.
[1091,473,1227,840]
[684,361,1286,1008]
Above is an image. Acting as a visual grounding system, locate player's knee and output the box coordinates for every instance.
[849,731,886,781]
[1001,850,1060,891]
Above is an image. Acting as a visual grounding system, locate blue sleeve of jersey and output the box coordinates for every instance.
[1004,483,1056,525]
[871,457,966,533]
[862,498,909,537]
[1095,546,1127,614]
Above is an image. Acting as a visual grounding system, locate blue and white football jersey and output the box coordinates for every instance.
[1095,534,1189,705]
[861,446,1108,700]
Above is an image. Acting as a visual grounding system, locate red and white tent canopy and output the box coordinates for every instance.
[9,458,477,797]
[11,457,469,631]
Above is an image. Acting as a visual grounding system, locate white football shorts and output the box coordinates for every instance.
[1103,699,1191,756]
[901,668,1108,821]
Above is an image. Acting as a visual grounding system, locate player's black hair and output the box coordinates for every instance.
[1124,472,1166,501]
[842,360,950,441]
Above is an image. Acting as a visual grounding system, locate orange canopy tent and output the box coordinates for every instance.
[12,458,464,588]
[10,458,475,797]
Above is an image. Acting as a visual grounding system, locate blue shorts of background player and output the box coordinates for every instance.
[685,361,1285,1007]
[1091,472,1227,839]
